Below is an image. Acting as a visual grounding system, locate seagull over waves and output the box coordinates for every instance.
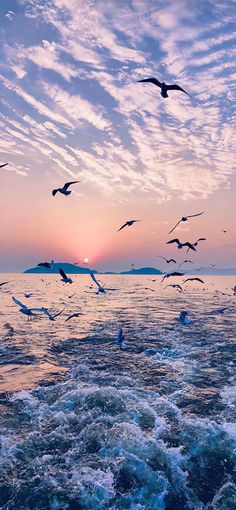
[0,281,10,288]
[168,212,204,234]
[117,220,140,232]
[183,277,204,284]
[137,78,191,98]
[59,268,73,284]
[165,284,183,292]
[178,260,193,267]
[65,312,82,322]
[116,328,125,350]
[166,239,197,252]
[0,163,8,168]
[52,181,80,197]
[37,262,51,269]
[161,271,185,283]
[176,311,191,325]
[89,271,116,293]
[208,307,228,315]
[12,297,62,321]
[157,256,176,264]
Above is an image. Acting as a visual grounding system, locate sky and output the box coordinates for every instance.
[0,0,235,272]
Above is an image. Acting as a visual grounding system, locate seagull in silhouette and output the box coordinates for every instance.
[166,239,197,252]
[37,262,51,269]
[89,271,105,293]
[12,297,63,321]
[178,260,193,267]
[176,311,190,325]
[168,212,204,234]
[183,277,204,284]
[0,281,10,288]
[59,268,73,284]
[137,78,190,98]
[161,271,185,283]
[117,220,140,232]
[165,284,183,292]
[116,328,125,350]
[208,307,228,315]
[65,312,82,322]
[0,163,8,168]
[157,256,176,264]
[52,181,80,197]
[186,237,206,253]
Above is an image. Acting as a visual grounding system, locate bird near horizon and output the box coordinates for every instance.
[117,220,140,232]
[116,328,125,350]
[178,260,193,267]
[157,256,176,264]
[166,239,197,252]
[137,78,191,98]
[168,212,204,234]
[52,181,80,197]
[37,262,51,269]
[0,163,8,168]
[0,281,10,287]
[161,271,185,283]
[59,268,73,284]
[183,277,204,284]
[65,312,82,322]
[165,284,183,292]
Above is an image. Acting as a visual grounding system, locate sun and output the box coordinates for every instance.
[83,258,89,264]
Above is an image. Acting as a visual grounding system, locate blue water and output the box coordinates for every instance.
[0,274,236,509]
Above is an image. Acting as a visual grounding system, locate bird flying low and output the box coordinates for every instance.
[117,220,141,232]
[59,268,73,284]
[183,277,204,284]
[168,212,204,234]
[89,271,105,293]
[116,328,125,349]
[137,78,191,99]
[178,260,193,267]
[0,281,10,287]
[0,163,8,168]
[65,312,82,322]
[52,181,80,197]
[161,272,185,283]
[164,284,183,292]
[166,239,197,252]
[12,297,63,321]
[186,238,206,253]
[157,256,176,264]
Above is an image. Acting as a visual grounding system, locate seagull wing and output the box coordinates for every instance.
[137,78,162,88]
[168,219,182,234]
[196,238,206,242]
[89,271,100,288]
[0,163,8,168]
[166,238,180,245]
[63,181,80,191]
[0,281,10,287]
[12,296,27,309]
[186,211,204,219]
[52,189,59,196]
[59,268,67,279]
[182,242,197,251]
[167,84,191,96]
[117,222,128,231]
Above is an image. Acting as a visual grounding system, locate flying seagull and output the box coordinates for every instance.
[12,297,62,321]
[178,260,193,267]
[0,163,8,168]
[208,308,228,315]
[166,239,197,252]
[52,181,80,197]
[176,311,191,325]
[89,271,105,293]
[117,220,140,232]
[164,284,183,292]
[137,78,191,98]
[59,268,73,284]
[161,271,185,283]
[37,262,51,269]
[186,237,206,253]
[0,281,10,287]
[168,212,204,234]
[65,312,82,322]
[157,256,176,264]
[116,328,125,350]
[183,277,204,284]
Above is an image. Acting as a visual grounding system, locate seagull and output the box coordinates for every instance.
[117,220,140,232]
[186,237,206,253]
[89,271,105,293]
[144,287,155,292]
[34,307,64,321]
[157,256,176,264]
[178,260,193,267]
[0,163,8,168]
[137,78,191,98]
[12,297,62,321]
[176,311,191,325]
[183,277,204,284]
[59,268,73,284]
[65,312,82,322]
[168,212,204,234]
[52,181,80,197]
[165,284,183,292]
[208,308,228,315]
[161,272,185,283]
[166,239,197,252]
[0,281,10,287]
[116,328,125,349]
[65,293,77,299]
[37,262,51,269]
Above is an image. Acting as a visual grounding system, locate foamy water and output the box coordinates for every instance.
[0,274,235,509]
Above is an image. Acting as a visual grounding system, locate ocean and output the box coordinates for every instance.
[0,274,235,509]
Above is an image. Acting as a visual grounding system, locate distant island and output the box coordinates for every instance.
[24,262,236,276]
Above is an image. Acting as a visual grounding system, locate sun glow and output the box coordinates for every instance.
[83,258,89,264]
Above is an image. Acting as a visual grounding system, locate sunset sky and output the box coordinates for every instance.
[0,0,235,272]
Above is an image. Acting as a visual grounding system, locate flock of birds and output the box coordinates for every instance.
[0,75,234,348]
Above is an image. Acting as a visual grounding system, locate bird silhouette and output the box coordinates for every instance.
[59,268,73,284]
[178,260,193,267]
[166,239,197,252]
[168,212,204,234]
[183,277,204,284]
[52,181,80,197]
[0,163,8,168]
[117,220,140,232]
[161,271,185,283]
[157,256,176,263]
[138,78,191,98]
